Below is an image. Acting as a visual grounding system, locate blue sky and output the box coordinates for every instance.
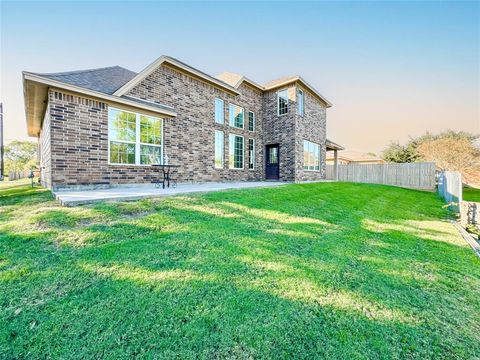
[1,1,479,152]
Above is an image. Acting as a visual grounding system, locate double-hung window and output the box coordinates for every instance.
[277,89,288,116]
[248,138,255,170]
[229,134,244,169]
[248,111,255,131]
[229,104,244,128]
[303,140,320,171]
[214,130,224,169]
[297,89,304,116]
[108,108,163,165]
[215,98,224,124]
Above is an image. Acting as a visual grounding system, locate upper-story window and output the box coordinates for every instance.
[215,98,224,124]
[303,140,320,171]
[248,111,255,131]
[277,89,288,116]
[108,108,163,165]
[297,89,304,116]
[229,104,244,129]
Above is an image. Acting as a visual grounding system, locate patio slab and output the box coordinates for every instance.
[54,181,288,206]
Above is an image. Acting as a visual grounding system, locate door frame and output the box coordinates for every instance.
[265,144,280,180]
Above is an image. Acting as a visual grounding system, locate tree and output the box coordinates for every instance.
[4,140,37,174]
[382,142,420,163]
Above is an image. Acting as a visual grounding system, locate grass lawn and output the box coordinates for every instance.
[1,181,479,359]
[463,187,480,202]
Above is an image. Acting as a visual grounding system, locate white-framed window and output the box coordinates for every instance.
[108,107,163,165]
[248,138,255,170]
[297,89,304,116]
[229,104,244,129]
[215,98,224,124]
[277,89,288,116]
[229,134,244,169]
[214,130,224,169]
[248,111,255,132]
[303,140,320,171]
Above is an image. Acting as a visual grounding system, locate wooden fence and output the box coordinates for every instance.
[437,171,462,212]
[325,162,436,190]
[8,170,30,181]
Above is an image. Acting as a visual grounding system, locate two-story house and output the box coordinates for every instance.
[23,56,343,190]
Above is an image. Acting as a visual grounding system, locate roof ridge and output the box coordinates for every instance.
[32,65,136,77]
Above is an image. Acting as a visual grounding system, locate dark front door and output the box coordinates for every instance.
[265,145,280,180]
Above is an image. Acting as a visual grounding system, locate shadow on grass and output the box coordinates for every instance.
[1,182,479,358]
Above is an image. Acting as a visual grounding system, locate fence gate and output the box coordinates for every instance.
[437,171,462,212]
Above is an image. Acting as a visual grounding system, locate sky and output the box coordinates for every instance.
[1,0,479,154]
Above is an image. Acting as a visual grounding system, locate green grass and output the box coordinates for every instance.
[463,187,480,202]
[1,181,479,359]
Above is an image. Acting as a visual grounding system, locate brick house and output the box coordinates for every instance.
[23,56,343,190]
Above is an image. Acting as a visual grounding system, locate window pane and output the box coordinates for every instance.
[248,139,255,169]
[140,116,162,145]
[248,112,255,131]
[298,90,304,116]
[229,104,244,128]
[278,89,288,115]
[140,145,162,165]
[110,141,135,164]
[303,141,309,170]
[215,98,224,124]
[229,134,243,169]
[215,130,224,168]
[109,109,136,142]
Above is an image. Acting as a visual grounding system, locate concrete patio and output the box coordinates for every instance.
[54,181,288,206]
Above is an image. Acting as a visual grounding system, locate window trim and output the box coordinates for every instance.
[229,134,244,170]
[108,107,164,166]
[229,103,245,129]
[303,139,321,172]
[248,138,255,170]
[248,111,255,132]
[214,130,224,169]
[297,89,304,116]
[277,88,289,116]
[214,98,224,124]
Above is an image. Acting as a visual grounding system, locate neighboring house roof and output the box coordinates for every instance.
[325,150,385,163]
[29,66,138,95]
[114,56,241,96]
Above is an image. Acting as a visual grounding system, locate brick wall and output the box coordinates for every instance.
[294,85,327,181]
[125,65,264,183]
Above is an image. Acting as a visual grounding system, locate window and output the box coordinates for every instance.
[248,139,255,170]
[108,108,163,165]
[215,98,224,124]
[214,130,224,169]
[248,111,255,131]
[303,140,320,171]
[229,134,244,169]
[297,89,304,116]
[277,89,288,116]
[229,104,244,128]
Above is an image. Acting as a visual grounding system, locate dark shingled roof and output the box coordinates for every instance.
[30,66,138,95]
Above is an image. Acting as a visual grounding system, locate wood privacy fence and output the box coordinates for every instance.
[325,162,436,190]
[437,171,462,212]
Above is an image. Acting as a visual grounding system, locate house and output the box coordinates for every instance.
[325,150,385,165]
[23,56,343,190]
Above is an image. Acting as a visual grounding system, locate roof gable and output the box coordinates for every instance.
[114,56,240,96]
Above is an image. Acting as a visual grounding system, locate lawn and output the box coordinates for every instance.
[1,181,479,359]
[463,187,480,202]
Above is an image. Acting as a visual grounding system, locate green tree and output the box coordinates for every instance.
[4,140,37,174]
